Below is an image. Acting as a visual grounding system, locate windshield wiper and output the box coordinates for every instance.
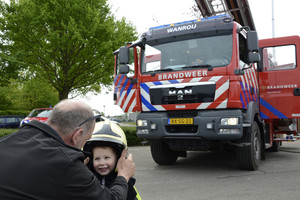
[146,68,175,77]
[182,65,213,71]
[147,68,174,73]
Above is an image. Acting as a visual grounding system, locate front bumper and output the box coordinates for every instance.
[136,109,244,140]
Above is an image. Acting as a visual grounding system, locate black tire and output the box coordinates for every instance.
[269,141,281,152]
[150,140,178,165]
[236,121,261,170]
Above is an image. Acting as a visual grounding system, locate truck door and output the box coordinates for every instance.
[258,36,300,119]
[114,46,140,112]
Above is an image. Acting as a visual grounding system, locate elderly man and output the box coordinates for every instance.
[0,99,135,200]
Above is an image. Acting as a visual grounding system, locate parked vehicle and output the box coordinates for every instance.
[0,115,25,129]
[113,14,300,170]
[92,109,119,124]
[20,108,53,127]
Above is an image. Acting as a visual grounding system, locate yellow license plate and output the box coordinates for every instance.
[168,118,193,125]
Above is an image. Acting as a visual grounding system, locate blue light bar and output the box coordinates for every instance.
[149,14,231,30]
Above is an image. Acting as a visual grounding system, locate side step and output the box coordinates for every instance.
[273,131,300,142]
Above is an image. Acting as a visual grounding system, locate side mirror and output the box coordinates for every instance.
[247,31,260,63]
[119,65,130,74]
[247,31,259,52]
[119,46,129,64]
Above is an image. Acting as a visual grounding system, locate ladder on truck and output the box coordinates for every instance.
[195,0,256,31]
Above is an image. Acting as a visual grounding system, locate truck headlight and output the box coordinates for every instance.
[220,118,239,126]
[137,119,148,127]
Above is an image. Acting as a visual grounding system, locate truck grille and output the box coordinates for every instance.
[167,111,197,117]
[165,125,198,133]
[150,82,215,105]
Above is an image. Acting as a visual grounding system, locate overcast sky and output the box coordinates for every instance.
[79,0,300,116]
[108,0,300,38]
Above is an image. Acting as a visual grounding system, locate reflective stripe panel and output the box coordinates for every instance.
[141,76,229,112]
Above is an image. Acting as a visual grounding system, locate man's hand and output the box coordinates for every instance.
[83,157,90,165]
[116,149,135,182]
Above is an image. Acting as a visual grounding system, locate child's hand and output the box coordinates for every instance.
[116,149,135,182]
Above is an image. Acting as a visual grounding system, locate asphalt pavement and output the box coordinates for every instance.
[129,140,300,200]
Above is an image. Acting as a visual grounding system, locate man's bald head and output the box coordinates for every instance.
[47,99,94,137]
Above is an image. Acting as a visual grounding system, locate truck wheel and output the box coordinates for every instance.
[236,121,261,170]
[150,140,178,165]
[269,141,281,152]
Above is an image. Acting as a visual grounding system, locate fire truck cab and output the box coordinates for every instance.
[114,15,300,170]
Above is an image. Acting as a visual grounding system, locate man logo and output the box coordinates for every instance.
[169,89,192,96]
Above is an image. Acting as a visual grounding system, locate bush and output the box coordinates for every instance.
[0,110,30,116]
[121,126,143,146]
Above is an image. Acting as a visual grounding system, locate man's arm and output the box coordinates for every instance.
[57,156,129,200]
[109,176,129,200]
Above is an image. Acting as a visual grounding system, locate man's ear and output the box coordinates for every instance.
[71,128,83,147]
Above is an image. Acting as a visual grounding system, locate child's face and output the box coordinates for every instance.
[92,146,117,176]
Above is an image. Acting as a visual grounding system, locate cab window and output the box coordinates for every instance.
[262,45,296,71]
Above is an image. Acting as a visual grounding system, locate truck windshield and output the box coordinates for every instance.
[141,34,232,73]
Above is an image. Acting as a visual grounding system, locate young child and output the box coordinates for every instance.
[84,120,141,200]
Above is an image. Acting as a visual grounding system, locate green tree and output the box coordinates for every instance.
[19,78,59,109]
[0,13,25,87]
[0,0,137,100]
[0,49,22,87]
[0,78,58,112]
[0,86,12,110]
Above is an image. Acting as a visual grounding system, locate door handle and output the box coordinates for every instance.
[294,88,300,96]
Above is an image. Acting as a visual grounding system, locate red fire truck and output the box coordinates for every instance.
[113,14,300,170]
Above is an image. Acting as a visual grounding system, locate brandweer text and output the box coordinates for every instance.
[158,70,208,81]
